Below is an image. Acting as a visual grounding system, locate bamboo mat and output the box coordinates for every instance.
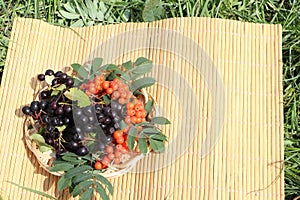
[0,17,283,200]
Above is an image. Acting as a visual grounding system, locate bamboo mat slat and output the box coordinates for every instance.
[0,17,283,200]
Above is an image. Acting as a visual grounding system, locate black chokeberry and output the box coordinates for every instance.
[84,124,93,132]
[55,71,63,77]
[40,91,49,99]
[56,106,64,115]
[66,78,74,86]
[64,105,72,113]
[59,73,67,80]
[51,78,60,86]
[22,106,32,115]
[37,74,45,81]
[42,115,50,124]
[39,100,48,110]
[45,69,54,76]
[76,146,89,156]
[30,101,40,112]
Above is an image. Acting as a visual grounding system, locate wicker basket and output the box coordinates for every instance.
[23,88,152,177]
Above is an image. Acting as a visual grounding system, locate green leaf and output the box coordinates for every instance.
[71,19,84,27]
[149,138,165,152]
[119,120,128,130]
[71,63,89,79]
[45,75,54,85]
[144,100,154,113]
[127,126,138,150]
[133,57,153,74]
[51,90,60,96]
[122,60,133,70]
[30,133,46,144]
[138,135,148,154]
[95,174,113,195]
[142,0,165,22]
[57,175,71,191]
[61,156,84,165]
[101,64,119,71]
[64,165,92,179]
[150,134,168,142]
[8,181,57,200]
[151,116,171,125]
[53,84,66,91]
[91,57,103,74]
[59,10,80,19]
[112,70,130,81]
[56,125,66,132]
[80,188,94,200]
[39,145,53,152]
[73,173,93,184]
[50,163,74,172]
[103,95,111,105]
[135,57,151,66]
[95,182,110,200]
[86,0,97,20]
[130,77,156,92]
[64,88,90,108]
[141,128,161,135]
[71,180,93,197]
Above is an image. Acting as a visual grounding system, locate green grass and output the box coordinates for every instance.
[1,0,300,199]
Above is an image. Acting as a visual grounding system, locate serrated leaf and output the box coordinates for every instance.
[111,70,130,81]
[57,175,72,191]
[61,152,78,157]
[71,63,89,79]
[101,64,119,71]
[73,173,93,184]
[138,135,148,154]
[132,64,152,75]
[150,134,168,142]
[56,125,66,132]
[122,60,133,70]
[134,57,149,65]
[64,165,92,179]
[95,182,109,200]
[135,121,155,127]
[130,77,156,92]
[61,156,85,164]
[144,100,154,113]
[95,174,113,195]
[133,57,152,74]
[50,163,74,172]
[30,133,46,144]
[80,188,94,200]
[64,88,90,108]
[151,116,171,125]
[71,180,93,197]
[45,75,54,85]
[141,128,161,135]
[149,138,165,152]
[59,10,80,19]
[91,57,103,74]
[127,126,138,150]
